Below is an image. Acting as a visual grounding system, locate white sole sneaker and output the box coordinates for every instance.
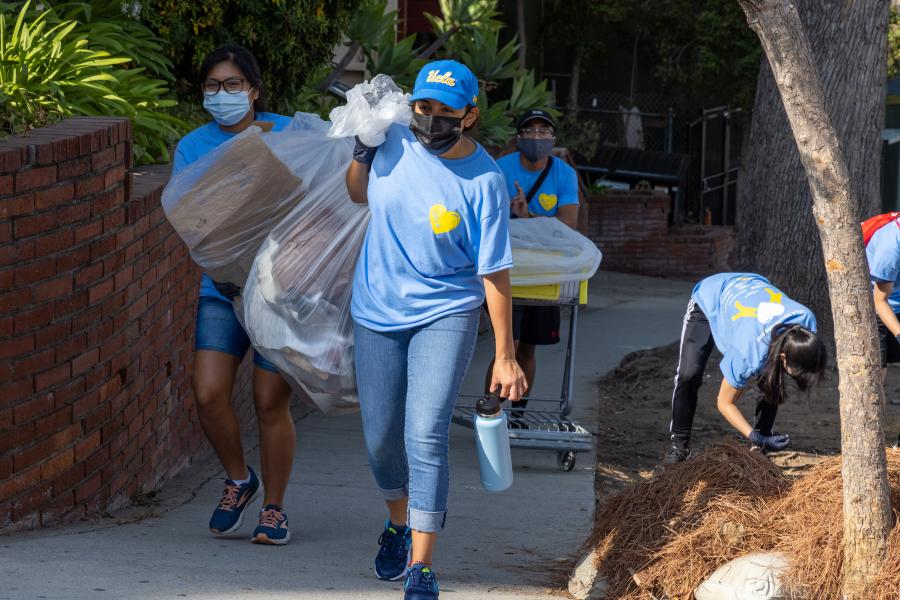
[209,484,262,536]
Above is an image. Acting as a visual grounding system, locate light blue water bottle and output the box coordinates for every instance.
[474,393,514,492]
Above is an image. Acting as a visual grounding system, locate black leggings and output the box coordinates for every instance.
[669,299,778,446]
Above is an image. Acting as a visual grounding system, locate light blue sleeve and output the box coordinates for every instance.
[496,155,519,200]
[172,138,194,176]
[476,175,513,275]
[719,353,748,389]
[868,233,900,283]
[557,162,580,207]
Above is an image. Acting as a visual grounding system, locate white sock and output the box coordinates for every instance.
[231,469,251,485]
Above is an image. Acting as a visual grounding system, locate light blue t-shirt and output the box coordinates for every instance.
[692,273,817,389]
[351,124,513,332]
[865,219,900,311]
[495,152,578,217]
[171,112,293,301]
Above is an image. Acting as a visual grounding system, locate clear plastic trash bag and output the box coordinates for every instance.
[327,74,412,147]
[508,217,602,286]
[162,128,297,288]
[161,113,348,289]
[236,150,369,414]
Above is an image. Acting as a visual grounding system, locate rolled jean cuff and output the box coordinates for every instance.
[408,507,446,533]
[381,485,408,502]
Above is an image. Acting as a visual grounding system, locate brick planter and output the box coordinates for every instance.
[585,189,735,280]
[0,118,254,531]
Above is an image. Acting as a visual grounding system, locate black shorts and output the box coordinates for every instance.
[879,315,900,367]
[513,304,561,345]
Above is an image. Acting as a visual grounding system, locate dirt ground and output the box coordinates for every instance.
[594,343,900,494]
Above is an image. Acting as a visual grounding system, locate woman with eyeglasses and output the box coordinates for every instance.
[171,43,294,545]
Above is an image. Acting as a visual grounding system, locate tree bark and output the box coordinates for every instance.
[736,0,888,342]
[736,1,892,597]
[317,40,361,93]
[567,47,582,110]
[416,25,460,60]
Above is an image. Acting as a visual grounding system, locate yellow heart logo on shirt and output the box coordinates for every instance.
[429,204,461,234]
[538,193,558,211]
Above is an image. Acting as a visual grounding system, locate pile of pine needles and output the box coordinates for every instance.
[587,443,900,599]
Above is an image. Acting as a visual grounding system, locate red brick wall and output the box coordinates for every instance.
[0,117,254,531]
[586,189,735,279]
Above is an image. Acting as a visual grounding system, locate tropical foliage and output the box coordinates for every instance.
[0,1,185,163]
[139,0,360,113]
[318,0,555,149]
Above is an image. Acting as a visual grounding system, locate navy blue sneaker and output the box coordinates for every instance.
[252,504,291,545]
[208,466,261,535]
[374,520,411,581]
[404,563,439,600]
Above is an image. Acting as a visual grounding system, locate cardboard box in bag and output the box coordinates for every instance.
[165,131,304,287]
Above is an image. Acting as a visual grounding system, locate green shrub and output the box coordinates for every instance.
[0,1,187,163]
[141,0,361,112]
[48,1,176,81]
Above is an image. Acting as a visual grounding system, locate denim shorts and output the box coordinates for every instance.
[194,296,279,373]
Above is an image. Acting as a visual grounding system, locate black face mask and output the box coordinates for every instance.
[410,112,464,155]
[517,137,554,162]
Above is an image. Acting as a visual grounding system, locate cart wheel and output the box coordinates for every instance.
[557,451,576,472]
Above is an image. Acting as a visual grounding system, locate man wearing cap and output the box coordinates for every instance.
[484,109,580,418]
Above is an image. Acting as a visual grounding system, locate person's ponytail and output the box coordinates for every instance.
[757,324,827,404]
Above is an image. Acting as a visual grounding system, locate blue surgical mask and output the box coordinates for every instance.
[203,90,251,126]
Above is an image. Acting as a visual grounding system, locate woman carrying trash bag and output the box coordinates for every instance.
[172,44,295,544]
[346,60,528,599]
[664,272,827,464]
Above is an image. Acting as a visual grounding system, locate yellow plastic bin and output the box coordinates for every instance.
[510,279,588,304]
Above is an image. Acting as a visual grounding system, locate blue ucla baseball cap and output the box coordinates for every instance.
[410,60,479,110]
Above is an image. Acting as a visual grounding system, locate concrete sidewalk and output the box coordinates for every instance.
[0,272,693,600]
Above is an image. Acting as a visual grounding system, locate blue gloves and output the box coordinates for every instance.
[213,280,240,300]
[749,430,791,451]
[353,136,378,164]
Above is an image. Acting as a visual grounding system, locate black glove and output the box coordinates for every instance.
[353,136,378,164]
[213,280,241,300]
[894,332,900,346]
[749,429,791,451]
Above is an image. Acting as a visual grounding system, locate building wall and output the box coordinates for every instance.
[0,118,255,531]
[585,190,735,279]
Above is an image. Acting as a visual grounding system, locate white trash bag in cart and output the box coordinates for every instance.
[508,217,602,286]
[161,112,348,288]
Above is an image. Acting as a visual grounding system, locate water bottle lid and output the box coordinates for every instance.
[476,392,502,417]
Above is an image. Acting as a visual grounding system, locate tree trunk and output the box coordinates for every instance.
[567,47,582,111]
[736,0,888,342]
[516,0,527,70]
[416,25,460,60]
[736,1,893,597]
[317,40,361,93]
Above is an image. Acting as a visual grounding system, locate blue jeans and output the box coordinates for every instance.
[194,297,279,373]
[353,309,480,533]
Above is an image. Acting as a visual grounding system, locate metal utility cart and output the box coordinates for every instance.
[452,279,593,472]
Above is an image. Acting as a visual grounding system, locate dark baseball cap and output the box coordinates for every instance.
[516,109,557,131]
